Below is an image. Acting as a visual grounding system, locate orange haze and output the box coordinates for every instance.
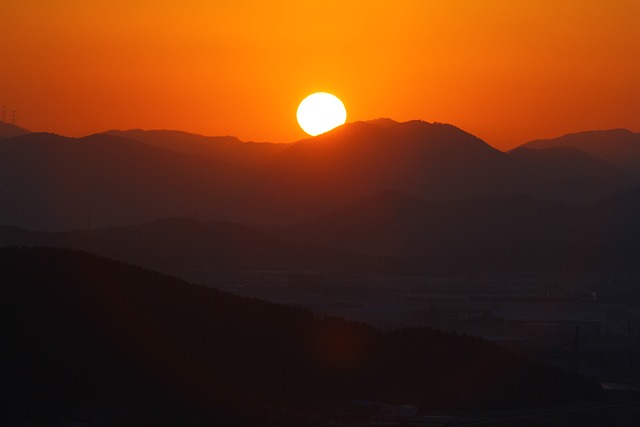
[1,0,638,150]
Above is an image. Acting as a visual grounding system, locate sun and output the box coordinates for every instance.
[296,92,347,136]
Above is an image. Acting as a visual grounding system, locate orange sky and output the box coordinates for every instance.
[1,0,638,150]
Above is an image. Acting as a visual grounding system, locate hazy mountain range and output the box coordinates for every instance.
[2,186,639,275]
[1,119,639,274]
[0,119,638,231]
[520,128,640,177]
[284,187,640,273]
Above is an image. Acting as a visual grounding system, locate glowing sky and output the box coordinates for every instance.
[1,0,638,149]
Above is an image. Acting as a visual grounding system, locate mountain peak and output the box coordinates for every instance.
[565,128,635,138]
[1,132,68,144]
[524,128,638,148]
[0,121,31,139]
[364,117,399,128]
[100,128,287,165]
[303,119,492,147]
[104,128,242,144]
[518,128,640,178]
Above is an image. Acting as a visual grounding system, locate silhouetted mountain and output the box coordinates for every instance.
[508,146,638,204]
[262,120,639,208]
[0,120,30,138]
[284,190,640,273]
[519,129,640,177]
[1,247,602,424]
[104,129,289,165]
[284,191,575,271]
[0,132,261,229]
[267,120,530,201]
[2,122,639,230]
[0,218,385,277]
[364,117,401,128]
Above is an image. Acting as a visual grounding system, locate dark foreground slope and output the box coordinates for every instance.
[1,248,601,425]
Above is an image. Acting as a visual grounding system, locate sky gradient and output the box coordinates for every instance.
[2,0,639,149]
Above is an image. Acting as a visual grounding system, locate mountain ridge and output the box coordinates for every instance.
[103,128,289,165]
[3,185,639,275]
[283,188,640,273]
[517,128,640,177]
[508,145,638,204]
[1,120,639,230]
[0,121,30,139]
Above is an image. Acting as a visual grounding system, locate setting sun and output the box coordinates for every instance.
[296,92,347,137]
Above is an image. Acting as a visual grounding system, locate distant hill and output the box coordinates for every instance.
[283,189,640,273]
[0,218,385,277]
[0,121,30,138]
[508,146,638,205]
[3,185,640,275]
[519,129,640,177]
[0,132,265,229]
[3,186,638,275]
[0,247,602,424]
[284,191,573,271]
[104,129,289,165]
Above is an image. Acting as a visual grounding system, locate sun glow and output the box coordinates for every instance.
[296,93,347,136]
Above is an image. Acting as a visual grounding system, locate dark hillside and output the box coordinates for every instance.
[1,248,601,425]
